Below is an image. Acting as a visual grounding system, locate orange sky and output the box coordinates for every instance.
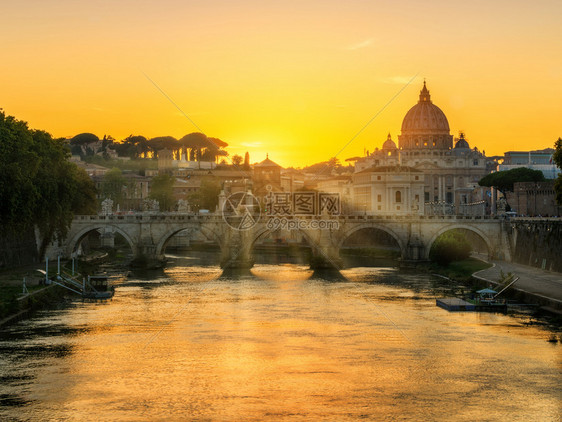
[1,0,561,168]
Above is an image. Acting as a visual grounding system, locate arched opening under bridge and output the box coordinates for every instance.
[157,226,223,267]
[339,226,403,268]
[427,227,491,263]
[68,225,135,266]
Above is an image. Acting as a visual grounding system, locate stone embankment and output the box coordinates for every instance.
[473,259,562,314]
[0,284,68,328]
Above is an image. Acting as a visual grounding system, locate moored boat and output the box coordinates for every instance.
[83,275,114,299]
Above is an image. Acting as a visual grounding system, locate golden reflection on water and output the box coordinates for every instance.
[0,264,560,421]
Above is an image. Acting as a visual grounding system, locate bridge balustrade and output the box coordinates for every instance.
[72,213,511,225]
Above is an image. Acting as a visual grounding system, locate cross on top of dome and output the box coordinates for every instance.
[419,80,431,103]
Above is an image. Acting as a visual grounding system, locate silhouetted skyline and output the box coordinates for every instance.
[1,0,561,167]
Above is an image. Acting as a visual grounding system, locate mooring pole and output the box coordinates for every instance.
[72,258,75,276]
[46,257,49,285]
[57,255,61,276]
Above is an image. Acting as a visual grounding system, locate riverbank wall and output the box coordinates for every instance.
[472,268,562,314]
[0,284,68,328]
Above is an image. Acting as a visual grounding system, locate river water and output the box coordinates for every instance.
[0,257,560,421]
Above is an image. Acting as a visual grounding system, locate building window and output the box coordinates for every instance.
[433,141,436,147]
[377,194,382,202]
[377,175,381,180]
[415,175,419,180]
[397,205,400,210]
[446,192,453,203]
[377,205,381,210]
[473,159,479,166]
[425,192,430,201]
[415,194,419,202]
[424,141,428,147]
[395,191,402,203]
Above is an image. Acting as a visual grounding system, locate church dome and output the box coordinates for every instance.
[454,132,470,149]
[382,133,397,149]
[401,82,450,135]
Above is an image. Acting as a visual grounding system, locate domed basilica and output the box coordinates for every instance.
[352,82,489,215]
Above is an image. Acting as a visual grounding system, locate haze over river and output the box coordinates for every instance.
[1,255,560,421]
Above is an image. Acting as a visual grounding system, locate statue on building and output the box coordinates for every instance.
[101,198,113,215]
[177,199,189,213]
[497,197,507,215]
[142,198,160,212]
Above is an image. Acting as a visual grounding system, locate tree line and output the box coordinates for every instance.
[70,131,229,163]
[0,110,97,258]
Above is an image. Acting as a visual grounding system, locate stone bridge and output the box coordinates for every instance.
[46,213,512,269]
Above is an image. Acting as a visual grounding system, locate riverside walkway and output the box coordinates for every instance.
[474,259,562,310]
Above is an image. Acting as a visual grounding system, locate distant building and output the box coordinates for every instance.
[172,178,201,201]
[506,181,561,217]
[316,175,352,213]
[157,148,216,174]
[93,173,150,211]
[498,148,559,179]
[72,159,110,177]
[352,166,424,215]
[352,82,491,214]
[158,148,175,174]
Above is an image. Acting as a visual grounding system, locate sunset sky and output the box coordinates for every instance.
[1,0,561,167]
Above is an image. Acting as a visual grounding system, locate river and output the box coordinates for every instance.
[0,256,560,421]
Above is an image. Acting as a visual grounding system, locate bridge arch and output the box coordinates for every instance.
[425,224,493,260]
[155,224,224,258]
[250,224,323,251]
[67,225,136,256]
[338,223,407,258]
[245,224,329,267]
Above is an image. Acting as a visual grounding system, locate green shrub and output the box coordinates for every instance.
[430,230,472,266]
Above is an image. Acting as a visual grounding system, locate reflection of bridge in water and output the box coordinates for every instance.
[46,213,514,269]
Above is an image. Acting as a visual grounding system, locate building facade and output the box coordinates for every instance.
[353,82,490,215]
[498,148,559,179]
[506,181,561,217]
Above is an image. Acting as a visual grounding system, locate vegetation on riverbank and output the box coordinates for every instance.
[423,257,492,283]
[429,230,472,266]
[0,268,44,319]
[0,111,97,263]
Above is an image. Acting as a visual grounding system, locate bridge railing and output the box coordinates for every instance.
[73,213,507,223]
[73,213,226,222]
[509,217,562,222]
[339,214,500,221]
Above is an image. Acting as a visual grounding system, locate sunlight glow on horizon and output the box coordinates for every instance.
[1,0,561,168]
